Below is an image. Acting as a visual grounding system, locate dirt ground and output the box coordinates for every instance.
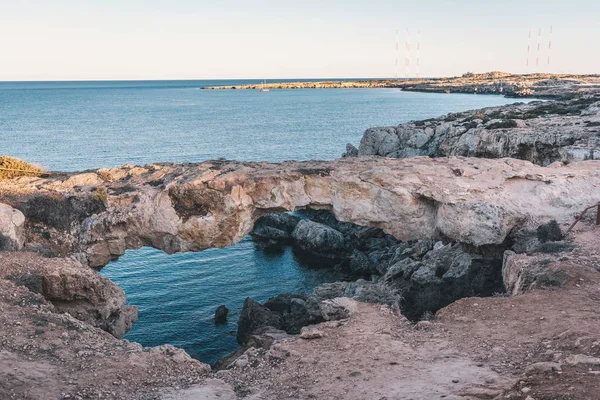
[1,223,599,399]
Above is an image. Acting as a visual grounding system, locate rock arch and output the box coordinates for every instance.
[2,157,598,269]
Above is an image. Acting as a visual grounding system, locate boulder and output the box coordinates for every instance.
[251,213,301,243]
[343,143,359,158]
[319,298,358,320]
[291,220,346,259]
[264,293,311,334]
[300,327,324,339]
[343,279,401,305]
[305,282,349,319]
[0,203,26,251]
[237,297,283,345]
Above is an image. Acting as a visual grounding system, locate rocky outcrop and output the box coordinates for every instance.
[386,243,503,320]
[1,157,599,270]
[354,95,600,166]
[235,287,361,348]
[237,298,284,345]
[0,252,137,338]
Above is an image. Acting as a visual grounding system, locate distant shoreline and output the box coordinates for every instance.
[203,71,600,99]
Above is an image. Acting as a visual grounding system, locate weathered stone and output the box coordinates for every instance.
[0,253,137,338]
[237,298,283,345]
[525,362,562,374]
[1,157,599,268]
[291,220,346,259]
[564,354,600,366]
[355,95,600,166]
[299,327,324,339]
[251,213,300,243]
[343,143,359,157]
[319,298,357,321]
[0,203,25,250]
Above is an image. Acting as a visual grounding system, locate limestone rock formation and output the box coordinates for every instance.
[356,95,600,166]
[1,157,599,270]
[0,253,137,338]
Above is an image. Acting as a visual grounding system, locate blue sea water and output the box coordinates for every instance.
[0,80,531,364]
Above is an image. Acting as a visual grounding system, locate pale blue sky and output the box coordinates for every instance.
[1,0,598,80]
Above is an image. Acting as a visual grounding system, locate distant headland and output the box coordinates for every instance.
[203,71,600,99]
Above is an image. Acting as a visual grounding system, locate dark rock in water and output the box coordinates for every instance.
[237,297,284,345]
[264,293,307,313]
[214,305,229,324]
[251,213,301,243]
[248,209,506,325]
[291,220,346,259]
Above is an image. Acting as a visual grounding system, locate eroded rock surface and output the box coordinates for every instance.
[1,157,599,269]
[0,252,136,338]
[354,95,600,165]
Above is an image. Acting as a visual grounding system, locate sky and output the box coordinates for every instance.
[1,0,599,81]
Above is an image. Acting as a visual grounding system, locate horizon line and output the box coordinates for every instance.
[1,71,597,83]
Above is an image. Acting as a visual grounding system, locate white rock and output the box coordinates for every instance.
[0,203,26,250]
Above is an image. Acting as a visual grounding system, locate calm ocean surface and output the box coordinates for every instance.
[0,80,530,363]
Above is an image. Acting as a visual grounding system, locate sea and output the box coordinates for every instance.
[0,79,531,363]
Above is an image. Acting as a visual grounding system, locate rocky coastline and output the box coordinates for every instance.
[204,71,600,99]
[345,93,600,164]
[2,73,600,399]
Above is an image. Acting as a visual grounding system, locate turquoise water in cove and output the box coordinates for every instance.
[0,80,530,363]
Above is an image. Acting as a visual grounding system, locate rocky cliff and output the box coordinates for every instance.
[350,94,600,165]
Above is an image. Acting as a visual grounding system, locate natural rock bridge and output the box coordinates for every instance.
[2,156,599,269]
